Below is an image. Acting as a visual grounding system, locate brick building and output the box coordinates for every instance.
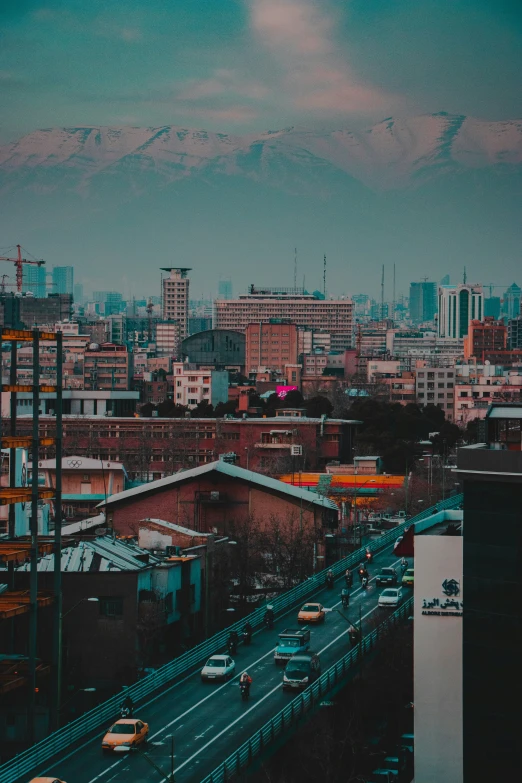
[100,460,338,537]
[17,413,357,479]
[245,322,298,374]
[463,317,507,362]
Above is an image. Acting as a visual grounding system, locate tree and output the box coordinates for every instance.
[191,400,214,418]
[139,402,156,417]
[280,389,305,408]
[305,395,333,418]
[214,400,238,417]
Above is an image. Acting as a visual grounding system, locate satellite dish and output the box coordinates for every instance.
[88,343,100,351]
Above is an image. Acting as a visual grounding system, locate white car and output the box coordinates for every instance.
[200,654,235,682]
[378,588,402,608]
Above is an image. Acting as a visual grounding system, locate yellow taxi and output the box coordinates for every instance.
[30,779,67,783]
[101,718,149,753]
[297,602,325,624]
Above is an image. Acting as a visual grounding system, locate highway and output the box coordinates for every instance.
[21,544,412,783]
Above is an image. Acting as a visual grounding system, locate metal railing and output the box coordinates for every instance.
[200,598,414,783]
[0,495,460,783]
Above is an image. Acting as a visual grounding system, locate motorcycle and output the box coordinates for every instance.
[264,612,274,630]
[242,629,252,646]
[344,572,353,587]
[120,705,132,719]
[361,576,369,590]
[326,575,334,589]
[365,551,373,564]
[227,636,237,655]
[349,628,360,646]
[358,569,368,583]
[240,681,250,701]
[341,593,350,608]
[401,560,409,572]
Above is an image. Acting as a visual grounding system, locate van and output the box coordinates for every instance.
[282,652,321,691]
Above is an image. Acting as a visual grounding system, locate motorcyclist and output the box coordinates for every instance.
[120,694,133,718]
[240,671,252,691]
[264,605,274,629]
[361,575,369,589]
[242,621,252,643]
[365,547,373,563]
[341,587,350,607]
[349,624,360,644]
[358,564,368,582]
[401,557,408,570]
[326,569,334,588]
[227,631,238,654]
[344,568,352,586]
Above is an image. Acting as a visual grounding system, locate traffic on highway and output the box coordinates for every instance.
[25,545,413,783]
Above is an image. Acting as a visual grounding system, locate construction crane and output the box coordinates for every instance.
[0,274,17,294]
[0,244,45,292]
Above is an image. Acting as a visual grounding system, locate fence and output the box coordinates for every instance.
[200,597,414,783]
[0,494,460,783]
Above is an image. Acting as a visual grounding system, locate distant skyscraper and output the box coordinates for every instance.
[22,265,46,297]
[501,283,521,319]
[161,268,190,339]
[409,281,437,323]
[438,284,484,339]
[52,266,74,295]
[218,279,233,300]
[73,283,84,304]
[92,291,123,315]
[440,274,450,286]
[484,297,501,319]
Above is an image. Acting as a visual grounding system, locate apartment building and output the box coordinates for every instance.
[245,322,298,373]
[156,321,181,356]
[416,367,455,420]
[83,343,131,391]
[386,330,463,368]
[214,287,353,351]
[454,373,522,424]
[463,318,507,362]
[169,362,228,408]
[161,268,190,339]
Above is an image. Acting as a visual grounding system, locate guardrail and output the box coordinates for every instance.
[0,495,460,783]
[200,597,414,783]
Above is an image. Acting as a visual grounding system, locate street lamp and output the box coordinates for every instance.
[353,479,376,547]
[62,597,99,619]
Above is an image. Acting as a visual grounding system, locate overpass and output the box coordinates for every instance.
[0,494,462,783]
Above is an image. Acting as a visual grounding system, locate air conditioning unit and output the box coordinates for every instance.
[291,445,303,456]
[210,491,220,501]
[166,545,181,557]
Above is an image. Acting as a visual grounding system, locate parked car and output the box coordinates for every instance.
[376,567,398,586]
[30,779,67,783]
[282,652,321,691]
[101,719,149,753]
[297,602,325,623]
[402,568,414,586]
[201,654,235,682]
[378,588,402,608]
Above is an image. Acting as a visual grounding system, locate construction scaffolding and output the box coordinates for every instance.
[0,326,63,740]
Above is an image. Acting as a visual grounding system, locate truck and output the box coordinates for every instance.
[274,628,310,665]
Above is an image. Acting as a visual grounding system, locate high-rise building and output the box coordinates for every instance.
[245,322,298,373]
[73,283,84,304]
[52,266,74,295]
[501,282,521,319]
[161,268,190,339]
[156,321,181,356]
[484,296,501,319]
[456,404,522,781]
[83,343,130,390]
[507,316,522,350]
[218,279,233,300]
[409,281,437,323]
[214,287,353,352]
[463,317,507,362]
[440,274,451,286]
[438,284,484,339]
[92,291,123,315]
[22,265,46,297]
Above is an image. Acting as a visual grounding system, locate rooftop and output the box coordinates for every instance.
[99,460,338,512]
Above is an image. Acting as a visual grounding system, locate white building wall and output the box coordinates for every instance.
[414,535,463,783]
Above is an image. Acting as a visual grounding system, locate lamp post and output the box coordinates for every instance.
[352,478,376,548]
[62,596,99,619]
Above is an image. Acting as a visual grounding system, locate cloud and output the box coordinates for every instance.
[247,0,401,115]
[178,69,269,102]
[181,105,259,122]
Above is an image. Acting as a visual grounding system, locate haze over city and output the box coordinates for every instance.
[1,0,521,295]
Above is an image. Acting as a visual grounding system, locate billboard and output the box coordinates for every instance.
[276,385,298,400]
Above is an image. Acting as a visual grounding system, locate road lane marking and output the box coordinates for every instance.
[171,603,381,778]
[41,545,404,781]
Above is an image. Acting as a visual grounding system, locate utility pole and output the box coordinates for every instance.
[381,265,385,321]
[323,254,327,298]
[392,263,396,324]
[29,329,40,744]
[51,330,63,731]
[294,247,297,291]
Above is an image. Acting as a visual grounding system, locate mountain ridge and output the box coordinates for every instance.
[2,112,522,194]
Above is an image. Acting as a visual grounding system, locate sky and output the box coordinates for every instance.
[0,1,521,298]
[1,0,522,143]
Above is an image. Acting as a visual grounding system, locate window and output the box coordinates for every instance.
[99,597,123,617]
[438,383,445,388]
[418,383,425,389]
[438,393,445,399]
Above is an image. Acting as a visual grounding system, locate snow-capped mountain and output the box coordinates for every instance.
[1,113,521,196]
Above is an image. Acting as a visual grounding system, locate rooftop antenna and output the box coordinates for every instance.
[294,247,297,291]
[463,266,467,285]
[323,254,327,298]
[392,263,396,322]
[381,264,385,320]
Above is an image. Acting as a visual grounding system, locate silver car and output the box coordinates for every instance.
[378,588,402,608]
[200,655,235,682]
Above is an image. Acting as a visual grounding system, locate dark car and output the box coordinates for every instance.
[376,567,398,586]
[282,652,321,691]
